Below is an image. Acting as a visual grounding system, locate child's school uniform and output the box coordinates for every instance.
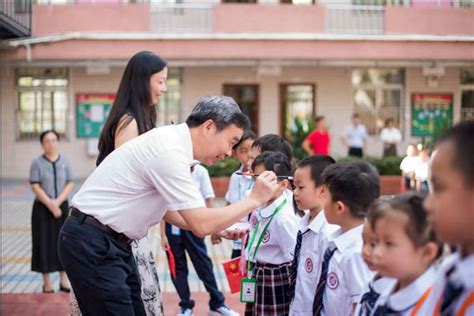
[288,210,339,316]
[424,252,474,316]
[225,165,254,258]
[354,274,396,316]
[315,225,374,316]
[244,189,299,316]
[371,265,437,316]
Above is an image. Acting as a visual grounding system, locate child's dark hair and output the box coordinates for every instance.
[39,130,60,144]
[437,121,474,187]
[297,155,336,187]
[251,134,293,162]
[251,151,292,177]
[233,129,257,150]
[321,162,380,218]
[368,192,443,258]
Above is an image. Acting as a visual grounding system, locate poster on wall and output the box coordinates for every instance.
[411,93,453,137]
[76,94,115,138]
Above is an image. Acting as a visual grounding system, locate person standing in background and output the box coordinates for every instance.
[341,113,368,158]
[302,116,331,156]
[380,117,402,157]
[30,130,74,293]
[400,144,420,191]
[160,162,239,316]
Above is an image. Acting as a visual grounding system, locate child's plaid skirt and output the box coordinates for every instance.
[245,261,292,316]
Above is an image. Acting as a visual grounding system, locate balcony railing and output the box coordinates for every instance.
[150,3,213,34]
[325,4,385,35]
[0,0,32,38]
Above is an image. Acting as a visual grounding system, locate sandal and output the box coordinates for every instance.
[59,285,71,293]
[42,286,54,294]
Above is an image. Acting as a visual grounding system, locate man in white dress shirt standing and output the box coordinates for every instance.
[58,96,279,316]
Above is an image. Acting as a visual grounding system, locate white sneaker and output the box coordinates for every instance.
[178,307,193,316]
[208,305,239,316]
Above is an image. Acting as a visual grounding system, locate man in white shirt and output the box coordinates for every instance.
[341,113,368,158]
[58,96,279,316]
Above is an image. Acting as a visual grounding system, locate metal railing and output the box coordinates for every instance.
[149,3,214,34]
[325,4,385,35]
[0,0,32,38]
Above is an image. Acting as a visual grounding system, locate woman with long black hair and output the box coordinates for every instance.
[70,51,167,316]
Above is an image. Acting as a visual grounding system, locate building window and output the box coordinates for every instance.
[157,68,181,126]
[223,84,259,135]
[460,68,474,122]
[16,68,69,140]
[280,84,315,140]
[352,68,404,135]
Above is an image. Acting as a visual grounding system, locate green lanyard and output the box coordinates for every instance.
[246,198,287,275]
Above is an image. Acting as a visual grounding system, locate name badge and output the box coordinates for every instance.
[171,225,181,236]
[240,278,256,303]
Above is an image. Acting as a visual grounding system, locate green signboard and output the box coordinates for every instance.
[76,94,115,138]
[411,94,453,137]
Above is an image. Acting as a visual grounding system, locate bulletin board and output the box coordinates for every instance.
[411,93,453,137]
[76,94,115,138]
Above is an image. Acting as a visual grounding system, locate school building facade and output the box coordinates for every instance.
[1,1,473,178]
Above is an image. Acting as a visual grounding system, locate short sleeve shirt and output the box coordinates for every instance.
[29,155,75,199]
[289,211,339,315]
[191,164,215,200]
[344,124,368,148]
[72,123,205,240]
[306,130,330,155]
[246,190,299,265]
[321,225,374,316]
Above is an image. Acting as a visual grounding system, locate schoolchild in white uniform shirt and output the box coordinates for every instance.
[244,151,299,316]
[422,122,474,316]
[368,193,443,316]
[313,162,380,316]
[354,220,396,316]
[224,130,256,258]
[287,155,339,316]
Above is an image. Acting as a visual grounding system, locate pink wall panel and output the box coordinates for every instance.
[213,4,325,33]
[32,4,150,36]
[385,6,474,35]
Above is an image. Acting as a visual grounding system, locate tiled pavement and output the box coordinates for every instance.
[1,179,244,315]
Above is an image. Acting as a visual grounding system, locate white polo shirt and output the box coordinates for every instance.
[246,190,299,265]
[192,164,215,200]
[72,123,205,240]
[320,224,374,316]
[380,127,402,144]
[354,275,397,316]
[372,265,437,315]
[424,252,474,316]
[289,210,339,316]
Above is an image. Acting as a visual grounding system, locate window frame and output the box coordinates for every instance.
[352,69,405,136]
[279,83,316,139]
[16,70,69,141]
[223,83,260,135]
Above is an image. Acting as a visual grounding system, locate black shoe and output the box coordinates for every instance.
[59,285,71,293]
[42,286,54,294]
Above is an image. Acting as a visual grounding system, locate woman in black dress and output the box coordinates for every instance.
[29,130,74,293]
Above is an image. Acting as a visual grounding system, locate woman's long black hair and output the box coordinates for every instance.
[96,51,167,166]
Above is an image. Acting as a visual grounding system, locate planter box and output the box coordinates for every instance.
[211,176,230,198]
[380,175,403,196]
[211,175,403,199]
